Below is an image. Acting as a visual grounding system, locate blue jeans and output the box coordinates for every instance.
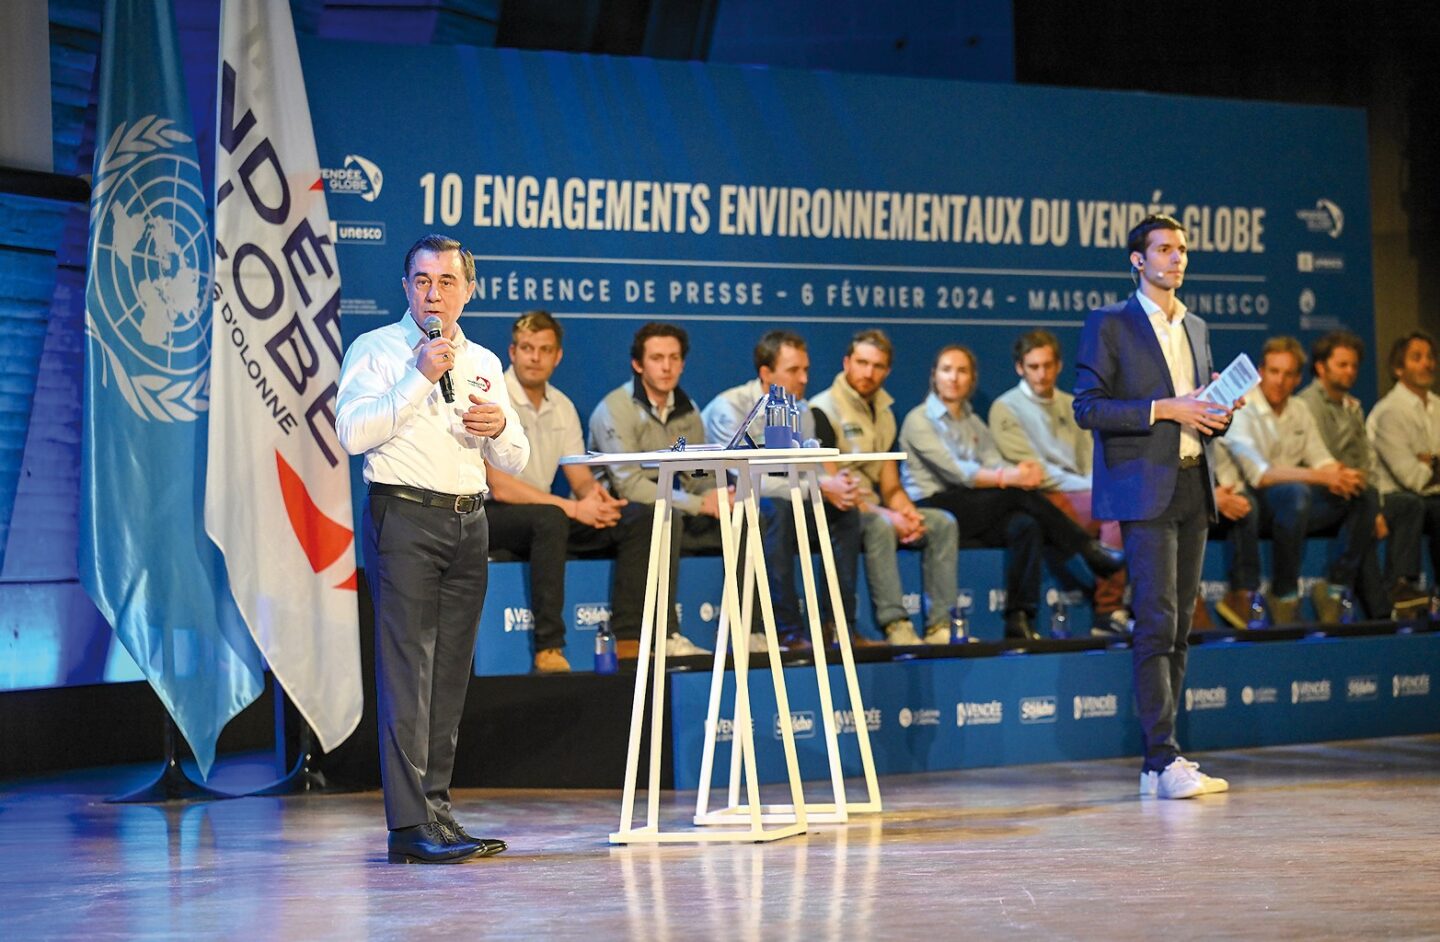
[1230,482,1377,599]
[759,496,861,636]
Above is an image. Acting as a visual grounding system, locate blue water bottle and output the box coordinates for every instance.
[1246,591,1271,630]
[764,384,791,448]
[1049,593,1070,639]
[594,618,618,675]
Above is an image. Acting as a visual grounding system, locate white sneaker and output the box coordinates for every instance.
[883,619,924,646]
[922,624,951,645]
[1154,757,1228,799]
[666,633,712,657]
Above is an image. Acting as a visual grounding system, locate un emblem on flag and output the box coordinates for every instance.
[86,116,212,423]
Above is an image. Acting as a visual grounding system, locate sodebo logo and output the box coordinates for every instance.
[1019,696,1057,724]
[1346,676,1378,701]
[573,602,611,629]
[774,711,816,740]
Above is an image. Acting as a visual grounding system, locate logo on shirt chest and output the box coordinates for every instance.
[468,375,491,393]
[842,422,864,439]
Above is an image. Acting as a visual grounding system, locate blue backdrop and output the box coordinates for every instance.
[1,41,1378,692]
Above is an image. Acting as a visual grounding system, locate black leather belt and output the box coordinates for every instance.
[370,482,484,514]
[1178,454,1203,470]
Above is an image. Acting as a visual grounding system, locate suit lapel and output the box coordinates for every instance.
[1123,296,1176,397]
[1182,313,1208,391]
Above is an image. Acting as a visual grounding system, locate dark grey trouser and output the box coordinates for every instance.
[363,493,489,831]
[1121,465,1209,774]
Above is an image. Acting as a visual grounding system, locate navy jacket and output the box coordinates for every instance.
[1072,294,1221,523]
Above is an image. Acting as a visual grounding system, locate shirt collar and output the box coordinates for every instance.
[503,365,550,412]
[1397,382,1436,409]
[1135,290,1188,325]
[925,391,970,422]
[401,309,468,349]
[1016,377,1054,404]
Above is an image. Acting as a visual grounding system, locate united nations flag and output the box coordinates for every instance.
[80,0,264,779]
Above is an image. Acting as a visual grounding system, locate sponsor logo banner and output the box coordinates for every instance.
[774,710,817,740]
[1296,198,1343,237]
[833,707,882,735]
[1345,675,1378,702]
[1393,673,1431,698]
[1073,693,1119,720]
[1291,678,1332,704]
[1019,696,1058,724]
[333,220,386,244]
[1185,685,1228,712]
[504,607,534,632]
[956,700,1003,727]
[899,706,942,728]
[572,602,611,629]
[1241,685,1279,705]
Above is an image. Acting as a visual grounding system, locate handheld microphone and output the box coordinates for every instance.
[421,315,454,403]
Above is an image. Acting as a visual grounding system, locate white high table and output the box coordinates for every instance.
[692,451,901,828]
[560,446,888,844]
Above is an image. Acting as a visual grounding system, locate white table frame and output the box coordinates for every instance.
[562,447,829,844]
[692,453,898,825]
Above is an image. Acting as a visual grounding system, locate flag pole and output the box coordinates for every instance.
[106,716,236,804]
[244,678,357,796]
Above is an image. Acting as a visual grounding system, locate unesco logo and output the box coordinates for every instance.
[333,220,386,244]
[899,707,941,728]
[503,607,534,632]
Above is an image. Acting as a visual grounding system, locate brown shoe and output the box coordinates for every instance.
[1270,595,1302,625]
[1214,588,1256,629]
[615,639,641,660]
[1391,579,1429,617]
[533,648,571,673]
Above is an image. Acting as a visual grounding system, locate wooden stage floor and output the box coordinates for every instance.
[4,735,1438,940]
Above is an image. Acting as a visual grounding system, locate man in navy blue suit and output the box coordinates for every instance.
[1073,214,1238,800]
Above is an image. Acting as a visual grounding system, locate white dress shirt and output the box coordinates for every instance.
[1136,291,1201,459]
[502,366,583,492]
[1368,382,1440,496]
[336,312,529,494]
[1226,392,1337,488]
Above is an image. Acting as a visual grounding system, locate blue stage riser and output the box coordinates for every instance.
[469,538,1430,675]
[666,633,1440,789]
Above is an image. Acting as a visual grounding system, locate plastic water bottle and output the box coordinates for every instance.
[764,384,791,448]
[1049,594,1070,639]
[949,599,971,643]
[1338,588,1356,625]
[1429,587,1440,625]
[1246,591,1270,630]
[594,619,618,675]
[786,392,801,445]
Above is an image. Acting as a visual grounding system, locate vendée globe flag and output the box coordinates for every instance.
[206,0,362,752]
[81,0,265,777]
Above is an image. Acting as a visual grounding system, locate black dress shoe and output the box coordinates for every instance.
[1004,611,1040,641]
[446,822,508,858]
[388,822,480,864]
[1080,539,1125,577]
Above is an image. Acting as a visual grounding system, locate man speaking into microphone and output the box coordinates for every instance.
[337,234,529,863]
